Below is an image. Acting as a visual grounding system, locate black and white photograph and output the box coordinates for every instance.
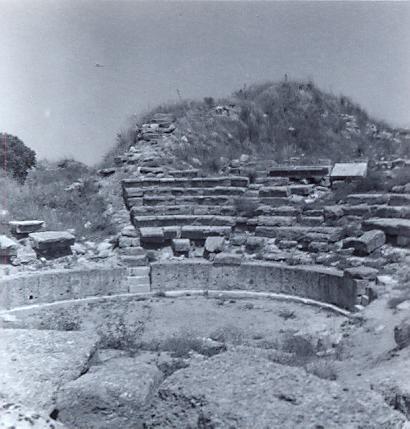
[1,0,410,427]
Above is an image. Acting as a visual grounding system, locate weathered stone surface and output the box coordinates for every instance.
[343,230,386,256]
[331,162,368,179]
[171,238,190,254]
[145,348,404,428]
[259,186,290,198]
[394,318,410,350]
[29,231,75,258]
[344,266,379,280]
[56,357,163,429]
[0,235,18,257]
[9,220,44,236]
[205,236,225,254]
[140,227,165,243]
[0,329,99,412]
[363,218,410,240]
[0,402,67,428]
[245,236,265,252]
[213,252,242,265]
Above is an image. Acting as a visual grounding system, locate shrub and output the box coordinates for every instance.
[0,133,36,183]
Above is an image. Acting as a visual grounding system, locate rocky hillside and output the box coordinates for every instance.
[103,80,410,172]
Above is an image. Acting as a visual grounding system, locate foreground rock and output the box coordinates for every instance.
[56,357,163,429]
[0,402,67,428]
[145,348,405,428]
[0,329,98,412]
[0,235,18,262]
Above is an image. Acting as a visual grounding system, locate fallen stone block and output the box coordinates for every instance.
[9,220,44,237]
[172,239,191,255]
[56,357,163,429]
[29,231,75,259]
[205,236,225,254]
[343,230,386,256]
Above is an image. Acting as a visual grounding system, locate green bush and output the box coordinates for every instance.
[0,133,36,183]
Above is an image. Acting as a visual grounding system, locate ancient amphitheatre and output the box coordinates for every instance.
[2,81,410,428]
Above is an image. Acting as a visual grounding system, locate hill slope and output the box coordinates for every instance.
[103,80,410,172]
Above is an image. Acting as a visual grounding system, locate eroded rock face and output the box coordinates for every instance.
[145,348,405,428]
[0,402,67,429]
[394,318,410,350]
[56,357,163,429]
[0,329,99,412]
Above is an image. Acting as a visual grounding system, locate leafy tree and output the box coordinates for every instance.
[0,133,36,183]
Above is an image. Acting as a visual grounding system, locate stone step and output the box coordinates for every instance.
[181,225,232,240]
[132,215,236,228]
[372,205,410,219]
[136,195,238,207]
[122,176,249,189]
[346,194,389,205]
[298,216,325,227]
[117,246,146,256]
[251,216,296,227]
[259,197,302,206]
[259,186,290,198]
[388,193,410,206]
[120,255,148,266]
[131,205,236,216]
[124,186,247,199]
[168,169,199,178]
[268,165,330,178]
[289,184,315,196]
[255,226,343,242]
[363,218,410,245]
[255,205,301,217]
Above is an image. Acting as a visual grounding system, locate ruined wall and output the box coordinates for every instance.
[0,267,128,310]
[150,261,356,310]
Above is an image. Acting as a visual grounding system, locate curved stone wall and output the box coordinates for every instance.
[150,260,357,310]
[0,267,128,310]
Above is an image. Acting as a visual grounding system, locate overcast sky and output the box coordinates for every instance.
[1,1,409,165]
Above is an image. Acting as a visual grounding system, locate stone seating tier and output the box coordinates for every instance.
[122,176,249,189]
[130,205,237,216]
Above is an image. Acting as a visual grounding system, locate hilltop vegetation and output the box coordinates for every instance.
[105,80,409,172]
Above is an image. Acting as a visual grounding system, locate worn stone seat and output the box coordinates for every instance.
[122,176,249,189]
[138,225,232,243]
[255,226,343,242]
[131,205,236,216]
[132,215,236,228]
[387,193,410,206]
[250,216,296,227]
[372,205,410,219]
[259,186,290,198]
[168,169,199,178]
[363,218,410,246]
[346,194,390,205]
[268,165,330,179]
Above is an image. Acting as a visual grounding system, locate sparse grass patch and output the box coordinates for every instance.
[160,331,204,358]
[210,324,245,345]
[278,308,296,320]
[96,312,144,353]
[305,359,338,380]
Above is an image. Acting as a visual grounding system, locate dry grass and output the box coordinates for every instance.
[0,160,116,239]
